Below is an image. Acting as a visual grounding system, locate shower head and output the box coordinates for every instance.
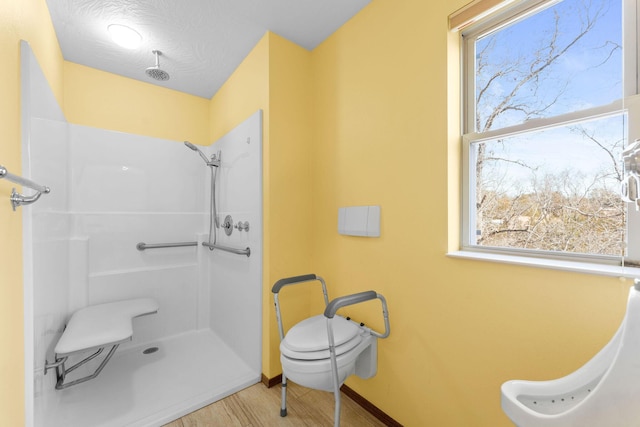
[184,141,199,151]
[184,141,212,165]
[146,50,170,81]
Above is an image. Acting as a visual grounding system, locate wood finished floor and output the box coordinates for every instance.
[163,382,387,427]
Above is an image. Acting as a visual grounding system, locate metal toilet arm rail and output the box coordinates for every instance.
[271,274,330,342]
[324,290,390,427]
[324,291,390,338]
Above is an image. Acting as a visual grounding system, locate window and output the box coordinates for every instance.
[460,0,638,263]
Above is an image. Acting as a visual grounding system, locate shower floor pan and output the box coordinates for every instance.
[35,329,260,427]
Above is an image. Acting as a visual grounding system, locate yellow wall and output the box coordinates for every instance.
[266,33,314,376]
[310,0,630,425]
[64,62,209,145]
[0,0,64,424]
[208,36,269,142]
[4,0,636,426]
[209,32,314,378]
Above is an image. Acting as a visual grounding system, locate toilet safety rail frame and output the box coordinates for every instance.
[272,274,390,427]
[0,164,50,210]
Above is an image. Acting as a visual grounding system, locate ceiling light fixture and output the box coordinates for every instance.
[107,24,142,49]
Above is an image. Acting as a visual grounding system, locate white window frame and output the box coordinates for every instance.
[460,0,640,265]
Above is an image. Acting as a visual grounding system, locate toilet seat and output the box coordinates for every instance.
[281,315,362,360]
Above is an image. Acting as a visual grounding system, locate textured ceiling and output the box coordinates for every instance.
[47,0,371,99]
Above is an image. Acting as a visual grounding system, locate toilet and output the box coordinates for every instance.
[279,314,378,392]
[501,282,640,427]
[272,274,390,427]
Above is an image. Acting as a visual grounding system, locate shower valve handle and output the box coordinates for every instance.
[220,214,249,235]
[235,221,250,232]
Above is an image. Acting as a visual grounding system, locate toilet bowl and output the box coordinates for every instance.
[501,283,640,427]
[280,314,377,392]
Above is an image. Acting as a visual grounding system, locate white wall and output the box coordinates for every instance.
[23,42,263,421]
[204,110,263,370]
[20,42,69,415]
[29,120,211,393]
[29,117,70,398]
[67,125,208,346]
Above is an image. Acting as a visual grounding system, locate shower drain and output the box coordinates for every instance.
[143,346,159,355]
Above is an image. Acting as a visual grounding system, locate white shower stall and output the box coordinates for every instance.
[21,42,263,427]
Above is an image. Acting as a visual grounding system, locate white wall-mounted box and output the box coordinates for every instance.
[338,205,380,237]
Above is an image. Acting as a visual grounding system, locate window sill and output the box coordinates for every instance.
[447,250,640,279]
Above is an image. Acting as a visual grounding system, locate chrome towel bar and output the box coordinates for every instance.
[0,165,49,193]
[0,164,50,210]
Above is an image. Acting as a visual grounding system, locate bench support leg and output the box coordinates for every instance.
[45,344,120,390]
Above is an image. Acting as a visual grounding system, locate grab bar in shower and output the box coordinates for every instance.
[136,240,251,257]
[202,242,251,257]
[136,241,198,251]
[0,164,50,210]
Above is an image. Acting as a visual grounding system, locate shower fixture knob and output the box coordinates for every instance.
[234,221,250,232]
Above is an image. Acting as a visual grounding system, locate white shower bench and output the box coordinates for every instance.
[45,298,159,390]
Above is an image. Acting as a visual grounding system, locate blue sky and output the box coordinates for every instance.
[476,114,625,194]
[475,0,622,130]
[474,0,625,197]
